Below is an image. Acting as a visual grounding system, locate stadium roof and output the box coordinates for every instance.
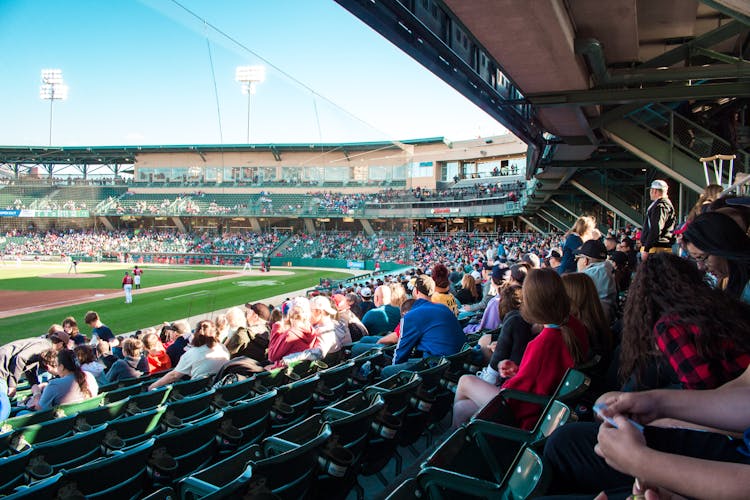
[0,137,445,165]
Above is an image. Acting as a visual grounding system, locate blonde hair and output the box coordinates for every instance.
[122,337,143,358]
[460,274,479,300]
[571,216,596,238]
[389,283,406,307]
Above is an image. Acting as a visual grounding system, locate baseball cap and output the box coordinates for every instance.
[310,296,337,316]
[359,287,372,298]
[577,240,608,260]
[49,331,70,345]
[331,294,349,312]
[650,180,668,191]
[491,264,510,284]
[546,250,562,260]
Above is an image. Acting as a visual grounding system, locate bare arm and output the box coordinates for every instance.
[148,369,183,390]
[596,417,750,500]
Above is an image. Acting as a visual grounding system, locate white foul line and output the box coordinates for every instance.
[164,290,210,301]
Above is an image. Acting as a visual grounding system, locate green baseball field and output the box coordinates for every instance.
[0,262,350,345]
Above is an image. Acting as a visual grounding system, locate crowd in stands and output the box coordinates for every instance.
[1,183,749,498]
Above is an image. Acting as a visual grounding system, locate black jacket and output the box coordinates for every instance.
[641,197,675,250]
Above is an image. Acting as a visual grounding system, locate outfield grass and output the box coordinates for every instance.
[0,268,349,344]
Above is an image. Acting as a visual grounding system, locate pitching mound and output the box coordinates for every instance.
[40,273,106,279]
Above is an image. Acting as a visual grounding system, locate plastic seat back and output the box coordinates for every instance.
[164,389,217,427]
[220,389,277,450]
[127,386,172,413]
[151,410,224,483]
[0,449,32,494]
[106,406,167,447]
[29,424,108,473]
[60,438,155,499]
[505,448,547,499]
[168,376,212,401]
[213,377,257,406]
[178,444,257,499]
[0,409,55,432]
[2,414,78,452]
[103,383,144,403]
[55,393,105,416]
[75,399,129,428]
[1,473,62,500]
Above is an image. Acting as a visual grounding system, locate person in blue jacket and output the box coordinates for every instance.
[381,274,465,378]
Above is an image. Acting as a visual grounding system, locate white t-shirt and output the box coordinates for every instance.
[173,343,230,380]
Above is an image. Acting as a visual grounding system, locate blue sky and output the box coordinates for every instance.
[0,0,507,147]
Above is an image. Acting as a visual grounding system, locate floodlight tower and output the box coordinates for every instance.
[40,69,69,146]
[235,65,265,143]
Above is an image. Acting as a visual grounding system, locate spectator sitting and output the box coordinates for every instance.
[575,239,617,321]
[332,293,368,342]
[96,340,117,371]
[142,332,172,374]
[149,319,229,389]
[361,285,401,336]
[455,273,480,305]
[266,298,318,369]
[62,317,87,345]
[164,320,192,367]
[105,338,148,383]
[431,263,459,316]
[382,275,465,378]
[310,295,348,364]
[29,349,98,411]
[682,210,750,303]
[74,344,105,381]
[619,252,750,391]
[452,268,590,428]
[225,302,271,363]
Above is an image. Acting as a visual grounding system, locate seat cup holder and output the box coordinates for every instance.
[371,413,402,440]
[318,446,354,478]
[270,402,293,422]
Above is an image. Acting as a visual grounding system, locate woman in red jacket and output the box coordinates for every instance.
[266,297,319,368]
[452,268,590,429]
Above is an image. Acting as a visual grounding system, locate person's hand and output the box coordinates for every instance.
[594,416,648,475]
[595,391,661,425]
[499,359,518,378]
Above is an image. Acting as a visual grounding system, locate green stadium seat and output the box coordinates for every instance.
[361,372,423,481]
[422,400,572,487]
[168,376,212,401]
[142,486,177,500]
[0,409,56,433]
[0,414,79,453]
[212,378,257,407]
[313,360,355,410]
[163,390,217,429]
[150,411,224,487]
[1,473,62,500]
[217,389,277,453]
[59,438,156,499]
[127,386,172,413]
[55,393,106,416]
[418,446,548,499]
[27,424,109,476]
[270,376,319,432]
[74,398,130,428]
[103,383,145,403]
[105,406,167,448]
[0,449,33,494]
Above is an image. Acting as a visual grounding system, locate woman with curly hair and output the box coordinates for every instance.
[681,210,750,303]
[620,252,750,390]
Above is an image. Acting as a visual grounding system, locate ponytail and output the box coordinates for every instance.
[58,349,92,398]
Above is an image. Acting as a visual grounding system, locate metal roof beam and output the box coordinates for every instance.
[527,82,750,107]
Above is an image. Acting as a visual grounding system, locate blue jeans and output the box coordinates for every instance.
[350,336,387,357]
[380,359,420,379]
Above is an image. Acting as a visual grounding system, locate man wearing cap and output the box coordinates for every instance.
[382,275,464,378]
[641,180,676,261]
[122,271,134,304]
[576,239,618,321]
[358,286,375,317]
[546,250,562,272]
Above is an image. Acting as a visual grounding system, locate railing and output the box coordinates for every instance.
[626,103,749,180]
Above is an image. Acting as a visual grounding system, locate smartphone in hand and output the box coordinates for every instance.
[593,403,644,432]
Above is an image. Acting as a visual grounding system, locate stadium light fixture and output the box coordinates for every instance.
[40,69,69,146]
[235,65,266,143]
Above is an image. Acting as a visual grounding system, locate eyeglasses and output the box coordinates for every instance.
[690,253,709,263]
